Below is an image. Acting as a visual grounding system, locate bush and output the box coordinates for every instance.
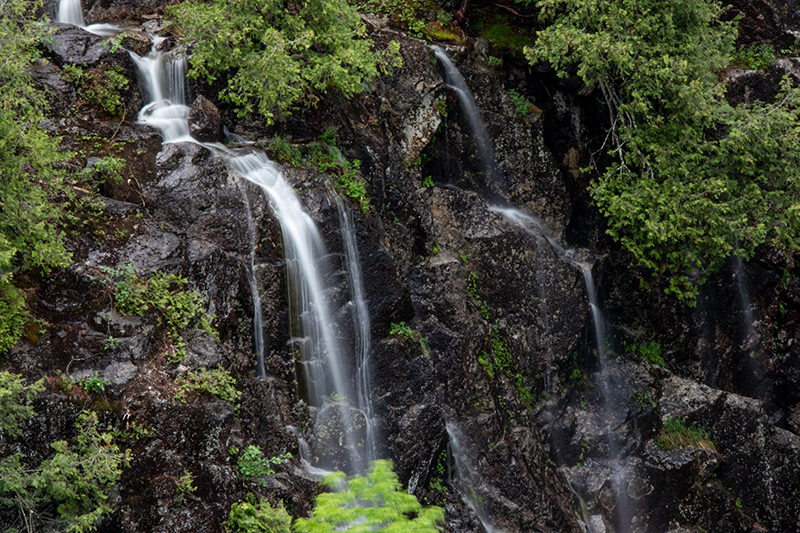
[234,445,291,486]
[175,366,241,405]
[294,459,444,533]
[225,493,291,533]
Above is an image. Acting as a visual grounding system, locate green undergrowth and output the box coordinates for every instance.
[389,321,429,355]
[233,445,291,486]
[225,493,292,533]
[624,340,665,367]
[175,366,241,405]
[271,128,370,213]
[95,263,218,362]
[1,373,129,533]
[477,327,536,409]
[657,418,717,452]
[469,5,536,55]
[294,459,444,532]
[63,64,129,117]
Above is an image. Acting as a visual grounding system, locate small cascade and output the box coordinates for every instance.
[733,252,757,349]
[334,196,378,464]
[446,424,499,533]
[55,0,123,36]
[491,206,634,531]
[239,182,267,378]
[56,0,85,26]
[432,46,503,195]
[130,40,192,143]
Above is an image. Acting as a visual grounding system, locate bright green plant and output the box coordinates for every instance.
[81,372,110,395]
[225,493,292,533]
[176,470,196,497]
[272,136,303,167]
[97,264,218,361]
[507,89,531,115]
[625,340,665,367]
[79,155,125,187]
[422,176,434,188]
[235,445,291,485]
[389,322,428,354]
[0,372,44,438]
[530,0,800,303]
[657,418,716,452]
[307,129,371,213]
[63,65,129,117]
[732,43,776,70]
[1,409,130,533]
[294,459,444,532]
[167,0,401,124]
[175,366,241,405]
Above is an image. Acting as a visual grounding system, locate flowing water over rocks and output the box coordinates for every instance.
[5,1,800,532]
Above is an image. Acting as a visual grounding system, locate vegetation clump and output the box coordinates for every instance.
[63,65,129,117]
[657,418,717,452]
[175,366,241,405]
[167,0,401,124]
[1,375,129,533]
[530,0,800,303]
[0,0,72,354]
[294,459,444,532]
[234,445,291,485]
[225,493,292,533]
[96,263,217,362]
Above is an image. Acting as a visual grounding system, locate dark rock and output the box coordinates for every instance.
[44,23,114,67]
[188,95,224,143]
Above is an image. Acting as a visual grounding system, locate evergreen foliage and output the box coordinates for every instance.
[294,459,444,532]
[167,0,401,124]
[1,375,128,533]
[175,366,241,405]
[530,0,800,302]
[0,0,71,352]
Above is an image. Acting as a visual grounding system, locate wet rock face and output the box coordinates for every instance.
[188,95,224,143]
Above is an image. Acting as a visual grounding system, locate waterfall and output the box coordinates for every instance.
[56,0,85,26]
[335,196,378,464]
[130,40,192,143]
[446,424,499,533]
[130,37,377,472]
[432,46,503,195]
[239,182,267,378]
[491,206,634,531]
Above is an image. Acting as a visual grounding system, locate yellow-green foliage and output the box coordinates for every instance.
[531,0,800,303]
[62,65,129,117]
[295,459,444,533]
[0,372,43,438]
[657,418,716,452]
[175,366,241,405]
[97,263,218,361]
[225,493,292,533]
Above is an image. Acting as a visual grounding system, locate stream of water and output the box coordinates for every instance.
[53,0,382,472]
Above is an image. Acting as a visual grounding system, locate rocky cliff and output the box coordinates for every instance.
[2,1,800,532]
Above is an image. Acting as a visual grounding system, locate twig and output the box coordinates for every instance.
[107,106,127,145]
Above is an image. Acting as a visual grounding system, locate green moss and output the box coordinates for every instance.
[657,418,716,452]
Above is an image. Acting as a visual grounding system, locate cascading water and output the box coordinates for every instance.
[446,424,499,533]
[432,46,503,196]
[130,41,192,143]
[239,182,267,379]
[129,33,377,472]
[490,206,634,532]
[56,0,84,26]
[335,196,378,464]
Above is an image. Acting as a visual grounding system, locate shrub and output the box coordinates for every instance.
[63,65,129,117]
[175,366,241,405]
[225,493,291,533]
[96,264,218,362]
[294,459,443,532]
[235,445,291,485]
